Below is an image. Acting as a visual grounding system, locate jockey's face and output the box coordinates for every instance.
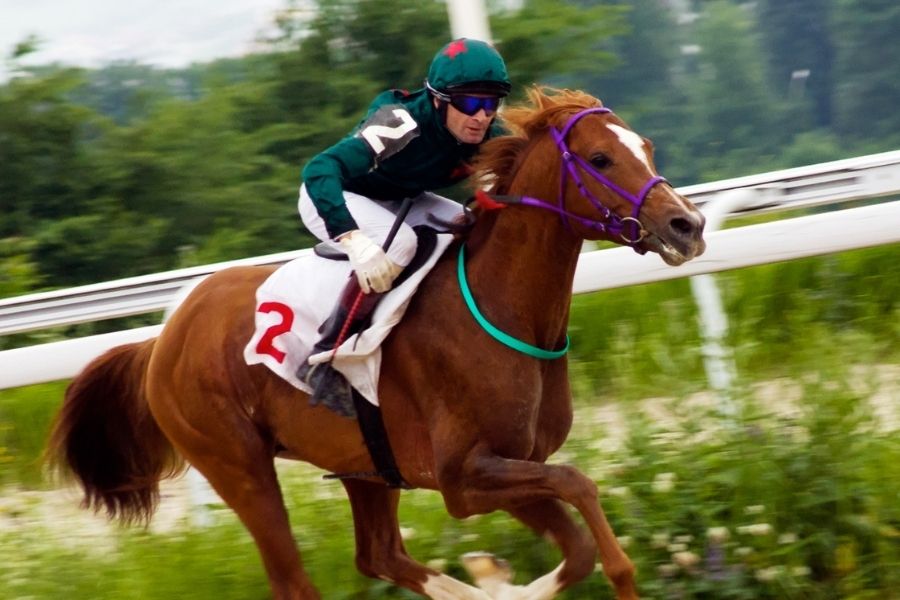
[437,95,496,144]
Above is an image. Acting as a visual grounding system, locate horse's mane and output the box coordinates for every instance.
[471,86,604,195]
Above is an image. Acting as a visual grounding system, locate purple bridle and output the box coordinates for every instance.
[498,107,668,248]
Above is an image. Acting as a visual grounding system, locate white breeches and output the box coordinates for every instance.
[298,184,462,267]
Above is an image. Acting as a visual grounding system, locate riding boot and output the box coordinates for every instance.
[297,276,385,418]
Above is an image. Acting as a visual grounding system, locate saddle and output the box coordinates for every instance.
[244,226,449,488]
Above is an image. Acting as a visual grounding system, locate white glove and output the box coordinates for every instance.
[339,230,402,293]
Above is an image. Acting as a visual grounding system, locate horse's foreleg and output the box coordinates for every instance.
[458,500,596,600]
[438,456,636,600]
[506,499,598,596]
[342,479,491,600]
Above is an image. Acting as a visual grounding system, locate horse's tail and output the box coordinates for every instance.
[47,338,185,525]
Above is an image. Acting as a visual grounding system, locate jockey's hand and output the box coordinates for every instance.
[339,230,401,294]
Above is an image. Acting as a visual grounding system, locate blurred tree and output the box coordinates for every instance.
[568,0,689,177]
[0,237,41,297]
[4,0,899,292]
[575,0,680,107]
[757,0,834,129]
[491,0,628,94]
[831,0,900,143]
[8,34,41,60]
[69,62,176,124]
[0,70,103,236]
[32,201,169,285]
[93,85,306,263]
[317,0,450,89]
[681,1,780,181]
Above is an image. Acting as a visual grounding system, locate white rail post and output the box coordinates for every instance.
[446,0,493,41]
[690,187,773,418]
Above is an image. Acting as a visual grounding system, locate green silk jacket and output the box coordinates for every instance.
[301,88,504,239]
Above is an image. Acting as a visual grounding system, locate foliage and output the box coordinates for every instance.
[568,244,899,402]
[0,69,100,238]
[680,1,780,181]
[0,382,63,487]
[585,364,900,599]
[831,0,900,144]
[0,237,41,297]
[491,0,629,95]
[1,351,896,598]
[757,0,834,129]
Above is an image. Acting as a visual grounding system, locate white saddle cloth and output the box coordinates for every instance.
[243,234,453,405]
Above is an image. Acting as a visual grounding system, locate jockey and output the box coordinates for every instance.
[297,38,511,413]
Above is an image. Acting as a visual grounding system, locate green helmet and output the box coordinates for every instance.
[425,38,511,97]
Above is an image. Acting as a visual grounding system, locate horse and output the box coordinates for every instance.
[47,86,705,600]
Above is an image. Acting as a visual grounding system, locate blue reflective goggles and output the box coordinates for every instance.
[449,94,502,116]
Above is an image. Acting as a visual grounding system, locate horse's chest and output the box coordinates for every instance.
[469,371,572,460]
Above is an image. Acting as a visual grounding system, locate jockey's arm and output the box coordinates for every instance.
[302,135,375,240]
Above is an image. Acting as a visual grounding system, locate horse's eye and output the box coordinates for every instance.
[590,154,612,169]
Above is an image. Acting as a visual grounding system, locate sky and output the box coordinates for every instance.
[0,0,290,78]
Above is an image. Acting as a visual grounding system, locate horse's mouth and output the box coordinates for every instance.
[642,233,692,266]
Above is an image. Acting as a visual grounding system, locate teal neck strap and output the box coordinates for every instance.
[457,246,570,360]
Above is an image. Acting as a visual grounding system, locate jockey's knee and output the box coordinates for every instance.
[384,225,417,267]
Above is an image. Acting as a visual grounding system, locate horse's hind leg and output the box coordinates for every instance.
[149,395,318,599]
[341,478,491,600]
[199,457,318,599]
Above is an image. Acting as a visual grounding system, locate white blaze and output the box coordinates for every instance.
[607,122,695,212]
[608,124,651,169]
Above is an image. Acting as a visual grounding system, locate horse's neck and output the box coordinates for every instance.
[465,206,582,348]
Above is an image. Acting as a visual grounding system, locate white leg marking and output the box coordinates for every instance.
[465,559,566,600]
[462,552,514,597]
[509,561,565,600]
[423,573,493,600]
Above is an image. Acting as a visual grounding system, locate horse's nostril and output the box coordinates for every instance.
[670,217,694,237]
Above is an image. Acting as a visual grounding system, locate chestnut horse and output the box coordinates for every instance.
[48,87,705,600]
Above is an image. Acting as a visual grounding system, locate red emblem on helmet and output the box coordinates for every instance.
[444,40,467,59]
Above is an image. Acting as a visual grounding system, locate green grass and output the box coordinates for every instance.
[566,244,899,402]
[0,244,897,598]
[2,363,896,599]
[0,382,65,487]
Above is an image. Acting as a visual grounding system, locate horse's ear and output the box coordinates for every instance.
[528,85,553,110]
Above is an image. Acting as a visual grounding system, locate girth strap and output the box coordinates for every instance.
[324,388,412,489]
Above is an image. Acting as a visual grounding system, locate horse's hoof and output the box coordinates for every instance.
[461,551,514,584]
